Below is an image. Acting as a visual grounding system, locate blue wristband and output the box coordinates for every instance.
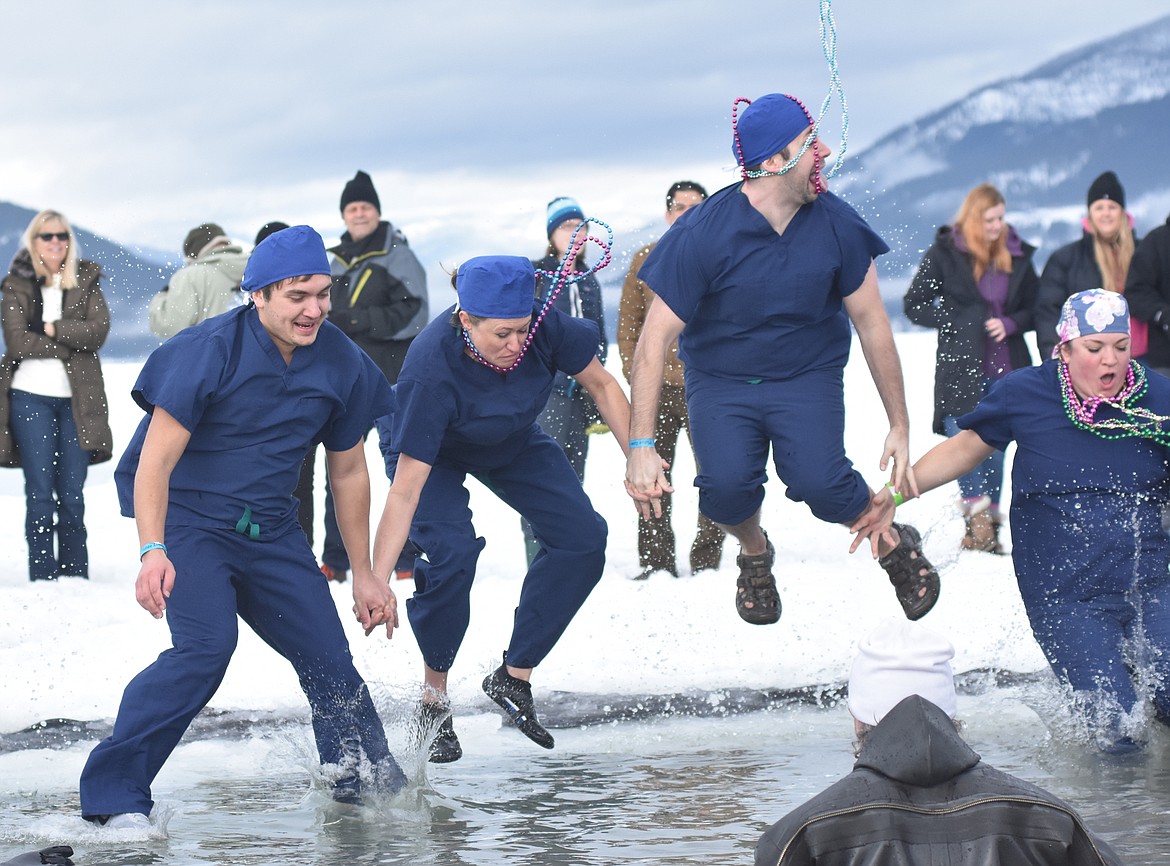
[629,438,656,448]
[140,541,168,560]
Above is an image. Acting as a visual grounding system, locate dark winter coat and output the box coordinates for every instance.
[0,250,113,466]
[532,252,607,398]
[1034,230,1143,360]
[1124,216,1170,369]
[755,696,1123,866]
[329,220,428,382]
[904,226,1039,434]
[1035,233,1111,359]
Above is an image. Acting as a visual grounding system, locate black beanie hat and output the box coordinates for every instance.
[1087,171,1125,209]
[340,170,381,213]
[254,221,290,246]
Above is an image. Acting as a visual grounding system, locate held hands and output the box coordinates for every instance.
[849,485,899,556]
[879,428,918,501]
[352,570,399,639]
[135,549,176,619]
[624,447,673,519]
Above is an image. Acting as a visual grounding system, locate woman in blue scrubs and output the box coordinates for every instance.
[371,255,633,763]
[874,290,1170,754]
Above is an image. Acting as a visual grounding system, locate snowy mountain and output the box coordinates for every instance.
[838,14,1170,282]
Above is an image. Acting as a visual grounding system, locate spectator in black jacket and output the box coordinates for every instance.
[1035,171,1140,360]
[903,183,1038,555]
[755,617,1124,866]
[1124,213,1170,377]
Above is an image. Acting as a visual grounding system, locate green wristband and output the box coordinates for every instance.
[885,483,905,508]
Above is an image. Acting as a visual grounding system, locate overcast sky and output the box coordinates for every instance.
[2,0,1167,270]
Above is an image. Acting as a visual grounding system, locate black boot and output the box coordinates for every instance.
[482,661,554,749]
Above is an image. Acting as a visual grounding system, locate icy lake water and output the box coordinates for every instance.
[2,684,1169,866]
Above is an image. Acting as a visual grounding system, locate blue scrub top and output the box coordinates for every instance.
[378,304,598,473]
[638,184,888,382]
[960,361,1170,603]
[115,305,392,533]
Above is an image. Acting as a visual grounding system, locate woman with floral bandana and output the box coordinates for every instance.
[879,290,1170,754]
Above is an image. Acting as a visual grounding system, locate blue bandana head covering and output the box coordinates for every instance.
[734,94,812,168]
[456,256,536,319]
[1054,288,1130,358]
[241,225,330,293]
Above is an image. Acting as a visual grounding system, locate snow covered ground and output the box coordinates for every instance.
[0,329,1046,737]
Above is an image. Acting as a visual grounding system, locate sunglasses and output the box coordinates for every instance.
[37,232,70,242]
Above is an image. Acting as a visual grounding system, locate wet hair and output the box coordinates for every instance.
[666,181,708,210]
[742,144,794,178]
[954,183,1010,281]
[22,209,81,288]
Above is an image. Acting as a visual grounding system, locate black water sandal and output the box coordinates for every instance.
[878,523,940,621]
[735,536,780,625]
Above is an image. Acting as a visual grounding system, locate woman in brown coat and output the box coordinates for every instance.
[1,210,112,581]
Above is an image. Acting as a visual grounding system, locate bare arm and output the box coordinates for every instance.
[133,407,190,618]
[369,453,433,638]
[325,441,397,636]
[850,429,996,553]
[843,262,915,496]
[624,297,685,517]
[575,356,632,456]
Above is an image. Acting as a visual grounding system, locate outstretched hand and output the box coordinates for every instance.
[624,448,673,519]
[352,572,399,638]
[849,485,899,557]
[135,550,175,619]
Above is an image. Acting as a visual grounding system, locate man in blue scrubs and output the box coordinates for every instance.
[80,226,405,829]
[625,93,936,626]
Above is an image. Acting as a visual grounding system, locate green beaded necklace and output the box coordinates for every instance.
[1059,359,1170,445]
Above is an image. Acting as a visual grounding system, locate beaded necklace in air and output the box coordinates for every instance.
[462,218,613,374]
[730,0,850,189]
[1059,359,1170,446]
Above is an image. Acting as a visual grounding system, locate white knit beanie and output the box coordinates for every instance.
[847,616,957,725]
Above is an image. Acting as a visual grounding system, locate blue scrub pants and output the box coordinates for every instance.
[9,390,90,580]
[79,524,391,818]
[1021,570,1170,725]
[401,432,606,672]
[684,369,870,527]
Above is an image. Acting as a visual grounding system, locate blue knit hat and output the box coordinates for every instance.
[241,225,331,293]
[1053,289,1130,357]
[456,256,536,319]
[734,94,812,168]
[546,196,586,238]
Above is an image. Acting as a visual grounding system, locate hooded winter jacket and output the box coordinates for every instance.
[755,696,1122,866]
[148,243,248,340]
[329,220,428,382]
[904,226,1038,435]
[0,250,113,466]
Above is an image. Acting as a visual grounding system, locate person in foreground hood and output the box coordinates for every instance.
[755,617,1124,866]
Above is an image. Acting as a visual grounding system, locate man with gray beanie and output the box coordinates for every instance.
[148,222,248,340]
[80,226,406,828]
[755,617,1123,865]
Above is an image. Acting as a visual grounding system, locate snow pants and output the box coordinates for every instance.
[401,432,607,672]
[684,368,870,527]
[79,524,391,818]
